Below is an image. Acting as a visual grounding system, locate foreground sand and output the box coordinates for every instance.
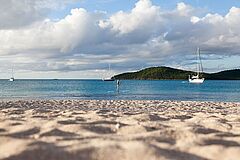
[0,100,239,160]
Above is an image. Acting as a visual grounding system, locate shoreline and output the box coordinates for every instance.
[0,98,240,103]
[0,100,240,160]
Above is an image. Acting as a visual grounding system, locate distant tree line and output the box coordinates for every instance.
[113,66,240,80]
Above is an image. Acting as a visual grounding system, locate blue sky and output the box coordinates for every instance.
[0,0,239,78]
[51,0,240,19]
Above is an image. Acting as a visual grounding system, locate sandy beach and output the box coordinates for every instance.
[0,100,239,160]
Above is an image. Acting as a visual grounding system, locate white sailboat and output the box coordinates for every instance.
[189,48,204,84]
[102,64,114,81]
[9,68,15,82]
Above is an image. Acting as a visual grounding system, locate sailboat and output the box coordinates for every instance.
[9,68,15,82]
[189,48,205,84]
[102,64,114,81]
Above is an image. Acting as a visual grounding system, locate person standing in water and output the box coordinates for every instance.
[116,80,120,93]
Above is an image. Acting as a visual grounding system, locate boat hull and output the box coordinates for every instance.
[102,78,114,81]
[189,78,204,84]
[9,78,14,82]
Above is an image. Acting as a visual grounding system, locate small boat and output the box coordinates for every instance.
[102,78,114,81]
[189,48,205,84]
[102,64,115,81]
[9,77,14,82]
[189,75,204,83]
[9,68,15,82]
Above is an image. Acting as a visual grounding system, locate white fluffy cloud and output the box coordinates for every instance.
[189,6,240,54]
[0,8,101,56]
[99,0,162,35]
[0,0,239,78]
[0,0,77,29]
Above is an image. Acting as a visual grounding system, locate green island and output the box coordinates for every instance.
[113,66,240,80]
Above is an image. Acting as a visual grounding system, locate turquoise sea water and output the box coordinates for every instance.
[0,80,239,102]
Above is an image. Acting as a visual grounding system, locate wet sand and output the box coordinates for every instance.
[0,100,240,160]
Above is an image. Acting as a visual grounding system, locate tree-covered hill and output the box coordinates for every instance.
[113,66,240,80]
[206,69,240,80]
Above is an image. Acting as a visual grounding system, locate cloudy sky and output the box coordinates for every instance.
[0,0,239,79]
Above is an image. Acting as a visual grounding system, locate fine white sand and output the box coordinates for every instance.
[0,100,239,160]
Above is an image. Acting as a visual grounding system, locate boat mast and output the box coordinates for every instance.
[199,48,203,74]
[196,48,200,77]
[108,64,111,72]
[11,67,14,78]
[197,48,203,78]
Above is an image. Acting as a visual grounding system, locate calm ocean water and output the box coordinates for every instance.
[0,80,239,102]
